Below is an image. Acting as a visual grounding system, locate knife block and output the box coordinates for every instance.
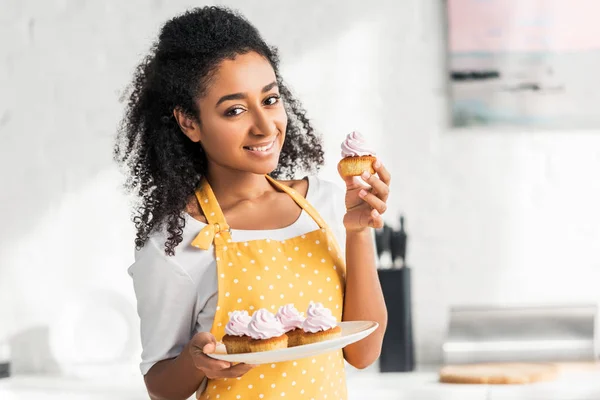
[0,341,9,379]
[377,267,415,372]
[0,362,9,379]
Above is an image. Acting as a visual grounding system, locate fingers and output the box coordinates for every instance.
[369,209,384,229]
[360,170,390,202]
[358,189,387,215]
[340,157,391,232]
[193,332,217,349]
[192,344,257,378]
[193,352,233,372]
[338,158,391,194]
[190,332,231,370]
[344,208,384,230]
[373,159,391,187]
[189,332,257,379]
[218,363,257,379]
[203,362,257,380]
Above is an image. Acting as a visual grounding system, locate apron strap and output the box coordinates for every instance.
[191,177,232,250]
[265,175,328,229]
[265,175,345,262]
[190,174,346,263]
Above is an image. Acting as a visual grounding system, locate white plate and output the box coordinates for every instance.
[208,321,378,364]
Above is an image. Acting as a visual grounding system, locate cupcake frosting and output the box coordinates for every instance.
[247,309,286,340]
[276,304,305,332]
[302,302,337,333]
[341,131,376,158]
[225,310,252,337]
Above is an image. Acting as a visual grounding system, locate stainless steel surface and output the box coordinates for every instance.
[443,304,598,364]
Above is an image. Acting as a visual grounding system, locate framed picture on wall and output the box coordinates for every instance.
[446,0,600,129]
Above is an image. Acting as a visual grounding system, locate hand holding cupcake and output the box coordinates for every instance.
[337,131,391,232]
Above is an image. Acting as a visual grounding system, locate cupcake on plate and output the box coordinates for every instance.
[298,302,342,345]
[275,304,305,347]
[338,131,377,178]
[222,310,252,354]
[247,308,288,352]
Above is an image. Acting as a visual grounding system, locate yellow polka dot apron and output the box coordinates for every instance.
[192,175,348,400]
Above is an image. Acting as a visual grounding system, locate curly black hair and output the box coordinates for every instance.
[114,6,325,256]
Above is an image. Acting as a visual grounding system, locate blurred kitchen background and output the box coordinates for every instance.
[2,0,600,399]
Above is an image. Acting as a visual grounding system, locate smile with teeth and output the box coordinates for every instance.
[245,139,276,152]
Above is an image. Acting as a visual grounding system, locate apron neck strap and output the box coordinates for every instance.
[195,177,228,226]
[190,175,341,251]
[190,177,232,249]
[265,175,328,230]
[266,175,345,265]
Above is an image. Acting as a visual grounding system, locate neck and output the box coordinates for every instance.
[205,165,275,208]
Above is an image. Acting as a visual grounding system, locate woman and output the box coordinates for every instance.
[115,6,389,400]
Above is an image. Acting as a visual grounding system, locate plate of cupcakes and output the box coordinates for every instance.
[208,302,378,364]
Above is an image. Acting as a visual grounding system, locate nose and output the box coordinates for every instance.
[250,107,278,137]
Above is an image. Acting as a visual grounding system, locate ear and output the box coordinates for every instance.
[173,108,202,142]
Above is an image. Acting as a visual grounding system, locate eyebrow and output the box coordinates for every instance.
[215,81,279,107]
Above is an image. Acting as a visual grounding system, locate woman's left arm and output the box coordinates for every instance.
[340,160,391,369]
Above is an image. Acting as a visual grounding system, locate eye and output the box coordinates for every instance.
[225,107,245,117]
[264,95,281,106]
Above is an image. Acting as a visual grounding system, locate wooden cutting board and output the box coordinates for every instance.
[440,363,558,384]
[439,362,600,385]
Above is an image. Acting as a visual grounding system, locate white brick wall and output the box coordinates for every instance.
[2,0,599,372]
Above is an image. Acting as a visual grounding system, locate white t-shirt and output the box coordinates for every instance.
[128,175,346,375]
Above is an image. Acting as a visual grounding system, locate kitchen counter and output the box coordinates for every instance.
[1,366,599,399]
[346,366,600,399]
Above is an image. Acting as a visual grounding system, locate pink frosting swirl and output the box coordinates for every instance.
[225,310,252,337]
[247,309,286,340]
[302,302,337,333]
[340,131,376,158]
[276,304,305,332]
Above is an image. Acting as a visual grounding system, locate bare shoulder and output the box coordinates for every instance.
[278,177,309,197]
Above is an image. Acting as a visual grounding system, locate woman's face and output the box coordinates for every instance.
[194,51,288,175]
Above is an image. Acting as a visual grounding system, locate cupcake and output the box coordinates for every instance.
[338,131,377,177]
[276,304,306,347]
[222,310,252,354]
[247,309,288,352]
[298,302,341,345]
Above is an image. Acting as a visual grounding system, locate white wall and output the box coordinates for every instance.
[2,0,600,372]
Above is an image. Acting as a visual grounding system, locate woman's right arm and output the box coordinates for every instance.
[144,338,207,400]
[129,239,254,400]
[145,333,254,400]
